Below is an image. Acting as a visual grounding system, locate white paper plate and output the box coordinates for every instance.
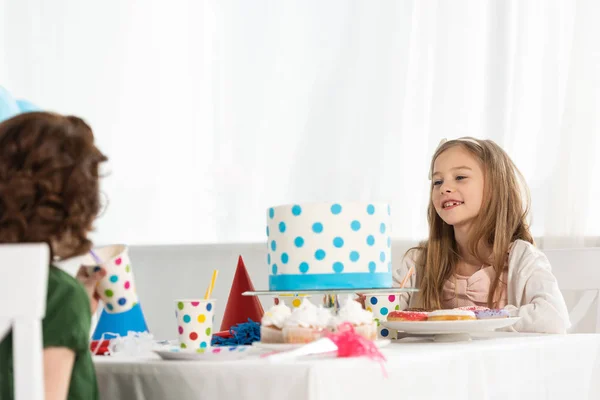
[154,345,252,361]
[382,317,521,335]
[251,339,391,351]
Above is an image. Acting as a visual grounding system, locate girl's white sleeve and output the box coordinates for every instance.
[392,249,419,310]
[506,253,571,334]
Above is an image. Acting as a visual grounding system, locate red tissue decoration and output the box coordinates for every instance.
[326,322,387,376]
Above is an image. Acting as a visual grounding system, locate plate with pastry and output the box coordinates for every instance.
[383,309,520,336]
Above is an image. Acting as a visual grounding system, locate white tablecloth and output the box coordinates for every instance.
[94,332,600,400]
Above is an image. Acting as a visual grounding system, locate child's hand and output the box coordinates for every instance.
[76,266,106,314]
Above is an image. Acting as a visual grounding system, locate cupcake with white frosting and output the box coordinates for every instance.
[261,303,292,343]
[331,295,377,340]
[282,299,333,343]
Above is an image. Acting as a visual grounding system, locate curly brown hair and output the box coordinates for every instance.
[0,112,107,259]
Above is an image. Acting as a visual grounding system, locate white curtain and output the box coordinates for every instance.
[1,0,598,247]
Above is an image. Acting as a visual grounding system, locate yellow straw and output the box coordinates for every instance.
[204,269,218,300]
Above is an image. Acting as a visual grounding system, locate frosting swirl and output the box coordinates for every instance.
[332,295,374,326]
[284,298,332,328]
[261,303,292,329]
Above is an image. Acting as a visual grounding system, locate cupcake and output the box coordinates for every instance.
[331,296,377,340]
[261,303,292,343]
[282,299,332,344]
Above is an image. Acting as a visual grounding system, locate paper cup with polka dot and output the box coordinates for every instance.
[175,299,216,352]
[273,294,312,309]
[364,293,401,339]
[80,244,138,314]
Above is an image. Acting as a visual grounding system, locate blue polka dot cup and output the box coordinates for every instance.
[175,299,216,352]
[81,244,139,314]
[364,293,400,339]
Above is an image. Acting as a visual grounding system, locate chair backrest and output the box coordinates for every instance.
[543,247,600,333]
[0,243,50,400]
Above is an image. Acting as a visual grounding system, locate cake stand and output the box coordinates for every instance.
[242,287,418,313]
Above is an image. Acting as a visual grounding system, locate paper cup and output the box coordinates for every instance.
[81,244,138,314]
[364,293,401,339]
[175,299,216,352]
[274,294,311,309]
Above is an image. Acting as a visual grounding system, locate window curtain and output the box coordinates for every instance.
[1,0,598,247]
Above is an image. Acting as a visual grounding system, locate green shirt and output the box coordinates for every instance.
[0,266,99,400]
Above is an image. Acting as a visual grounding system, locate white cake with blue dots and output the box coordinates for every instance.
[266,202,392,291]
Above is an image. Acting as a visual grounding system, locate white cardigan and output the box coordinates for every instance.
[393,239,571,334]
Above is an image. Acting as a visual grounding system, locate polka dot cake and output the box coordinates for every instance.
[266,202,392,291]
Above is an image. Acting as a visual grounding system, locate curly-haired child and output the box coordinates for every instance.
[0,112,108,399]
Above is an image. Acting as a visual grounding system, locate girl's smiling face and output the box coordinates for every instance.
[431,146,485,228]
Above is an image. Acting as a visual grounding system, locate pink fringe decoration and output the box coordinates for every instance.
[326,322,387,377]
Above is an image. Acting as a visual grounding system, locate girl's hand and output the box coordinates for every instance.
[76,266,106,314]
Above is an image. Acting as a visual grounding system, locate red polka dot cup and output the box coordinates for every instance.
[364,293,400,339]
[81,244,138,314]
[175,299,216,352]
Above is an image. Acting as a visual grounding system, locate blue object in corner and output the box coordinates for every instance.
[0,86,40,123]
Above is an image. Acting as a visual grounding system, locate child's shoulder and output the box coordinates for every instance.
[48,265,87,295]
[47,266,91,318]
[509,239,551,271]
[510,239,545,258]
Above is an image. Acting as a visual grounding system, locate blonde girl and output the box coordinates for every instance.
[395,137,570,334]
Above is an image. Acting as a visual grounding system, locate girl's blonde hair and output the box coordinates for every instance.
[412,137,534,309]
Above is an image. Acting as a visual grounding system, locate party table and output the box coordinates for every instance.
[94,332,600,400]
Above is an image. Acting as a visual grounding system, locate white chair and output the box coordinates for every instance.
[0,243,50,400]
[544,247,600,333]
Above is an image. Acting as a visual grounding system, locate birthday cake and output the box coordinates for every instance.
[266,202,392,291]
